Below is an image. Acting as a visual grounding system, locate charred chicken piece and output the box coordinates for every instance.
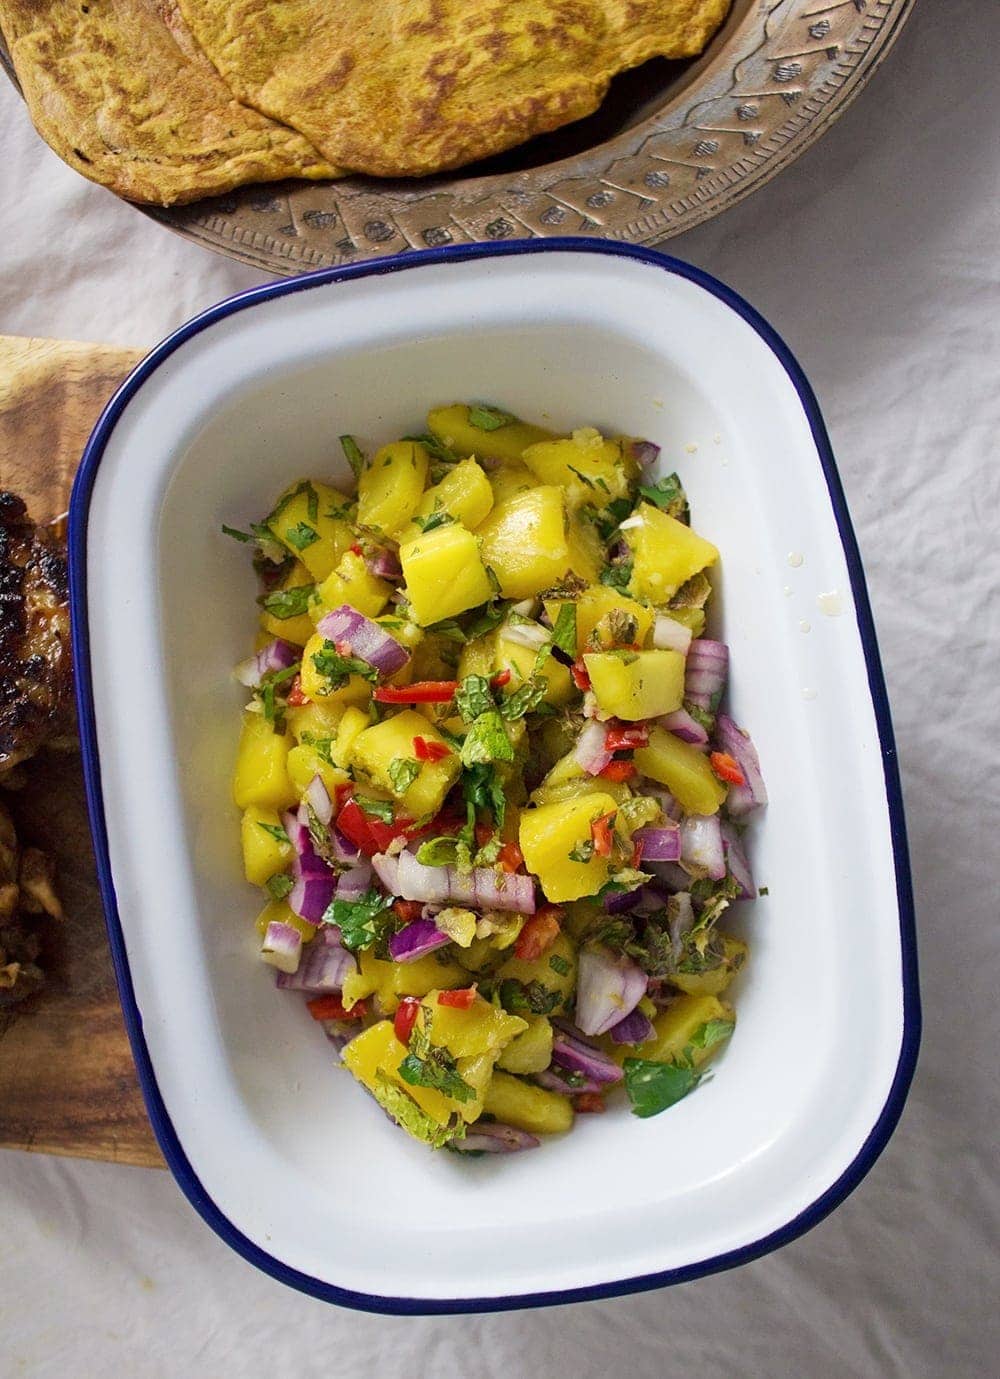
[0,799,61,1006]
[0,491,74,781]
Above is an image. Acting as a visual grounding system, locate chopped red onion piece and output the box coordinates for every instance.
[260,921,301,973]
[629,439,660,467]
[633,824,682,862]
[276,934,356,991]
[658,708,709,747]
[501,620,549,651]
[603,885,639,914]
[373,850,535,914]
[680,814,727,880]
[668,891,695,960]
[573,720,612,776]
[715,715,768,816]
[609,1007,655,1045]
[685,639,729,710]
[335,862,373,900]
[551,1028,624,1085]
[574,947,648,1037]
[304,774,333,826]
[648,860,693,893]
[283,810,331,878]
[330,826,361,864]
[720,819,755,899]
[449,1123,540,1153]
[388,918,451,963]
[533,1066,603,1095]
[652,615,692,655]
[235,638,298,689]
[289,871,337,922]
[365,547,402,581]
[316,604,410,678]
[635,780,683,821]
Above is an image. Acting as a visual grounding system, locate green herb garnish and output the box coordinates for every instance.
[258,584,316,620]
[388,757,421,795]
[265,873,294,900]
[355,795,395,824]
[468,404,516,432]
[257,821,290,844]
[310,643,379,691]
[461,708,515,766]
[324,888,393,952]
[623,1058,701,1118]
[599,561,634,592]
[638,473,688,523]
[284,521,319,551]
[340,435,365,480]
[454,674,494,724]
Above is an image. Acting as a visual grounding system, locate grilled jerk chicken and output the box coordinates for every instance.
[0,491,74,781]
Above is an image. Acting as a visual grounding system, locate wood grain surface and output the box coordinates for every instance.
[0,335,164,1168]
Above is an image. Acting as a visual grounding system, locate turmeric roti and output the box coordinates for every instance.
[176,0,731,178]
[0,0,340,205]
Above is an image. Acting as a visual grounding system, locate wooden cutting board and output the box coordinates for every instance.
[0,335,164,1168]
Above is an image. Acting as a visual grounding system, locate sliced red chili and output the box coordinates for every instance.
[373,680,458,704]
[513,906,562,962]
[393,899,424,925]
[710,751,746,786]
[590,811,616,858]
[575,1092,607,1114]
[393,996,421,1044]
[490,668,512,688]
[498,840,524,874]
[604,725,648,752]
[286,674,309,707]
[306,994,366,1021]
[570,659,591,692]
[437,987,476,1009]
[413,735,451,762]
[336,798,416,856]
[598,760,635,782]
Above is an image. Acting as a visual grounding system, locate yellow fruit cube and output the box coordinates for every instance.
[232,712,297,810]
[483,1070,573,1135]
[267,479,354,580]
[300,632,374,707]
[495,627,573,707]
[399,521,495,626]
[254,899,316,942]
[349,710,460,819]
[634,726,727,815]
[240,806,293,885]
[522,430,632,509]
[497,932,577,1007]
[311,551,391,622]
[584,649,685,720]
[564,512,604,582]
[627,503,719,602]
[286,744,350,800]
[477,486,570,600]
[427,403,554,465]
[342,948,471,1015]
[496,1016,554,1074]
[519,791,618,901]
[489,461,538,507]
[357,440,429,536]
[458,632,496,681]
[636,994,734,1067]
[259,560,317,647]
[286,699,344,744]
[546,585,654,654]
[399,458,494,542]
[421,991,527,1058]
[669,936,748,996]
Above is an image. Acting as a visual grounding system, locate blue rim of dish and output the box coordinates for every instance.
[69,237,920,1315]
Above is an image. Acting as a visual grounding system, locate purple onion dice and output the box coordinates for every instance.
[315,604,410,678]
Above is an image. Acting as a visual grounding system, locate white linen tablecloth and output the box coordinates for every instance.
[1,2,997,1373]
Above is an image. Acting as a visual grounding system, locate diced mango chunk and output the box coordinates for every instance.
[357,441,429,536]
[495,627,573,707]
[240,805,293,885]
[349,710,460,819]
[483,1070,573,1135]
[286,744,350,800]
[497,932,577,1008]
[634,726,727,815]
[427,403,554,465]
[626,994,734,1068]
[399,458,494,541]
[584,649,685,721]
[259,561,316,647]
[342,949,470,1015]
[299,632,374,707]
[669,936,748,996]
[522,429,632,509]
[232,712,297,810]
[546,584,654,654]
[496,1016,554,1074]
[489,461,538,507]
[519,793,618,901]
[254,899,316,942]
[311,550,391,622]
[267,480,354,580]
[421,991,527,1058]
[399,521,495,626]
[286,699,344,744]
[477,486,569,600]
[627,503,719,602]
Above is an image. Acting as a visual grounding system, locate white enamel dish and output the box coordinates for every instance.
[69,240,919,1313]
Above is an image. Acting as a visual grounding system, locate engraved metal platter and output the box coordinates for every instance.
[1,0,914,275]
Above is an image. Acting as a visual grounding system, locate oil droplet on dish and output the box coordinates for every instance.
[817,590,845,617]
[685,443,698,453]
[799,620,811,633]
[787,551,804,568]
[783,585,793,597]
[802,687,817,701]
[713,434,721,445]
[651,398,664,409]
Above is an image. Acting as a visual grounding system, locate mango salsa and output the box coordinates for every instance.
[399,521,495,626]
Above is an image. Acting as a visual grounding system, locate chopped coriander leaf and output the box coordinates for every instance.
[310,643,379,691]
[498,676,547,721]
[758,886,770,896]
[624,1058,701,1118]
[549,953,571,977]
[388,757,421,794]
[258,584,315,619]
[427,618,467,643]
[599,561,634,592]
[256,663,300,727]
[323,888,393,951]
[638,472,689,522]
[340,435,365,479]
[284,521,319,551]
[498,978,562,1016]
[299,732,335,765]
[355,795,395,824]
[461,708,515,766]
[455,674,494,724]
[468,404,516,432]
[265,873,294,900]
[688,1018,735,1051]
[257,821,290,844]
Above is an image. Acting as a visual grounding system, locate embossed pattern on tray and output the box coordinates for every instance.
[1,0,913,275]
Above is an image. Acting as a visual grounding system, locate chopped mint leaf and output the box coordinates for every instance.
[285,521,319,551]
[257,821,290,844]
[411,507,455,534]
[638,473,688,523]
[498,978,562,1016]
[599,561,633,592]
[498,677,547,721]
[688,1018,735,1051]
[372,1073,461,1148]
[403,433,460,466]
[624,1057,701,1118]
[265,873,294,900]
[340,435,365,480]
[355,795,395,824]
[462,762,505,828]
[388,757,421,795]
[455,674,494,724]
[461,708,515,766]
[550,602,577,659]
[465,603,505,640]
[311,642,379,691]
[400,1021,476,1102]
[758,885,770,896]
[324,888,393,951]
[467,404,516,432]
[258,584,315,619]
[548,953,571,977]
[269,479,318,525]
